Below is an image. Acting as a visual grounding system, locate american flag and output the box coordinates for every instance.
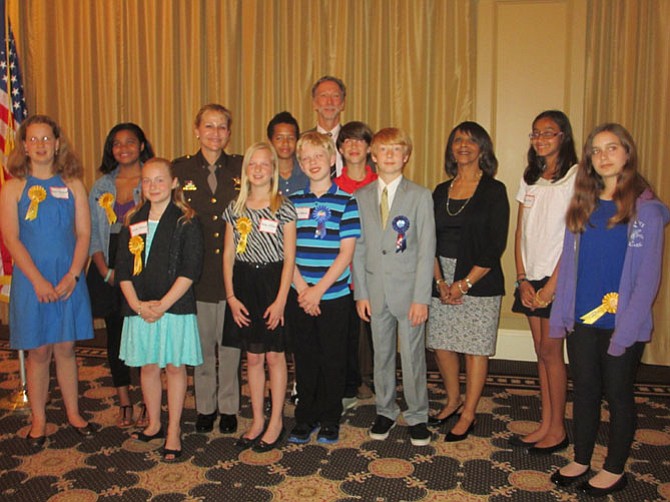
[0,0,28,302]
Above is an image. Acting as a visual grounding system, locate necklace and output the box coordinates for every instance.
[445,171,482,217]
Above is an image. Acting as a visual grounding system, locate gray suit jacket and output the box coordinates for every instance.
[353,177,436,316]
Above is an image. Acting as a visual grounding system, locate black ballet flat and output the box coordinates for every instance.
[235,431,264,450]
[252,428,285,453]
[508,435,537,448]
[26,434,47,448]
[550,467,590,487]
[527,435,569,455]
[578,474,627,497]
[131,427,165,442]
[444,420,476,442]
[71,422,99,437]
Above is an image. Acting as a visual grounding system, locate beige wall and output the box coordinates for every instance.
[477,0,587,360]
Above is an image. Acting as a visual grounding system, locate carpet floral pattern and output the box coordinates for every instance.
[0,345,669,501]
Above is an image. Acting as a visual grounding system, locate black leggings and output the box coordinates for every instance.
[106,310,131,388]
[566,324,644,474]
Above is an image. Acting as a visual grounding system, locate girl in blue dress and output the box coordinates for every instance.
[0,115,95,447]
[222,142,296,452]
[117,158,204,461]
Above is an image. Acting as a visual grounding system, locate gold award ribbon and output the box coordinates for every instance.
[236,217,252,254]
[579,292,618,324]
[128,236,145,276]
[25,186,47,221]
[98,193,117,225]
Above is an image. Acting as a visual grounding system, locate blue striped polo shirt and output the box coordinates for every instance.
[290,182,361,300]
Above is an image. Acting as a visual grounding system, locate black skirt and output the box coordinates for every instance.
[222,261,286,354]
[511,276,552,319]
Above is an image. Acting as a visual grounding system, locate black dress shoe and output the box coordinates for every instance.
[71,423,99,437]
[550,467,590,487]
[195,412,217,433]
[427,405,463,427]
[26,434,47,448]
[508,435,536,448]
[252,428,285,453]
[579,474,627,497]
[444,420,476,442]
[527,435,569,455]
[219,413,238,434]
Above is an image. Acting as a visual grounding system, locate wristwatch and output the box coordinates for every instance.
[514,277,528,289]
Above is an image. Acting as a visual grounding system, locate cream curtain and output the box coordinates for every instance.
[13,0,475,191]
[8,0,670,364]
[584,0,670,365]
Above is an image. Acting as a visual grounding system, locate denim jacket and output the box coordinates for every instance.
[88,168,142,261]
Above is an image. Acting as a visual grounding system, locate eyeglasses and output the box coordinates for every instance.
[28,136,55,144]
[529,131,563,140]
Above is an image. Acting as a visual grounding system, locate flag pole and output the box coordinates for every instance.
[0,349,29,412]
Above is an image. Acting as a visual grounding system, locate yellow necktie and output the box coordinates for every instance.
[380,187,389,228]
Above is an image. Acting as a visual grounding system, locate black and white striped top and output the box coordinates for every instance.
[222,198,297,263]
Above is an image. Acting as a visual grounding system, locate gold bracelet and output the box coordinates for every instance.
[436,278,445,286]
[457,281,468,295]
[535,288,554,308]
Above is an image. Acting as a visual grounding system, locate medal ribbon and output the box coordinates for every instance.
[25,186,47,221]
[313,205,331,239]
[236,217,252,254]
[580,292,618,324]
[98,193,117,225]
[128,236,145,276]
[392,216,410,252]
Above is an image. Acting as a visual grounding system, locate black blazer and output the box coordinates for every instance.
[116,202,204,316]
[433,174,509,297]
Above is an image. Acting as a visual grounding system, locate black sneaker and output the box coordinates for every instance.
[369,415,395,440]
[195,412,217,433]
[409,423,431,446]
[288,422,319,444]
[317,424,340,444]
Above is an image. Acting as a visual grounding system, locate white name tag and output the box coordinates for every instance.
[296,206,311,220]
[523,194,535,208]
[259,218,279,234]
[130,221,148,237]
[50,186,69,199]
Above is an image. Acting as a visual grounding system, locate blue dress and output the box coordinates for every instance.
[9,175,94,350]
[119,221,202,368]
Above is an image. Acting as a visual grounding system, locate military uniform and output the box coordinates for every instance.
[173,150,242,426]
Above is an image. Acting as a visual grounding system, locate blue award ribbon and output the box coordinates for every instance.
[392,215,410,252]
[312,204,331,239]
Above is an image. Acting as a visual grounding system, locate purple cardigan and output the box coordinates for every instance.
[549,189,670,356]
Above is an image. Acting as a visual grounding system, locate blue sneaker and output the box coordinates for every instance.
[288,422,319,444]
[317,425,339,444]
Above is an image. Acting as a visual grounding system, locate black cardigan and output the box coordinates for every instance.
[433,174,510,297]
[116,202,204,316]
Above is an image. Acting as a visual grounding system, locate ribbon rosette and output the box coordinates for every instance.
[312,205,331,239]
[392,215,410,252]
[579,292,618,324]
[98,193,117,225]
[128,236,145,276]
[236,217,252,254]
[25,186,47,221]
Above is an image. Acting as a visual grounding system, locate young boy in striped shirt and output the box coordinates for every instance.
[288,132,361,445]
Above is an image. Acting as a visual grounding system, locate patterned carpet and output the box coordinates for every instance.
[0,344,669,502]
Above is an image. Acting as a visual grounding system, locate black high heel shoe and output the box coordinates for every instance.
[578,474,627,497]
[527,435,569,455]
[550,467,590,487]
[444,419,476,442]
[71,422,99,437]
[235,430,264,450]
[427,404,463,427]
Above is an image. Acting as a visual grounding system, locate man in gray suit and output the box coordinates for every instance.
[353,128,436,446]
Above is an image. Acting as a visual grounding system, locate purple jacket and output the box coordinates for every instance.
[549,189,670,356]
